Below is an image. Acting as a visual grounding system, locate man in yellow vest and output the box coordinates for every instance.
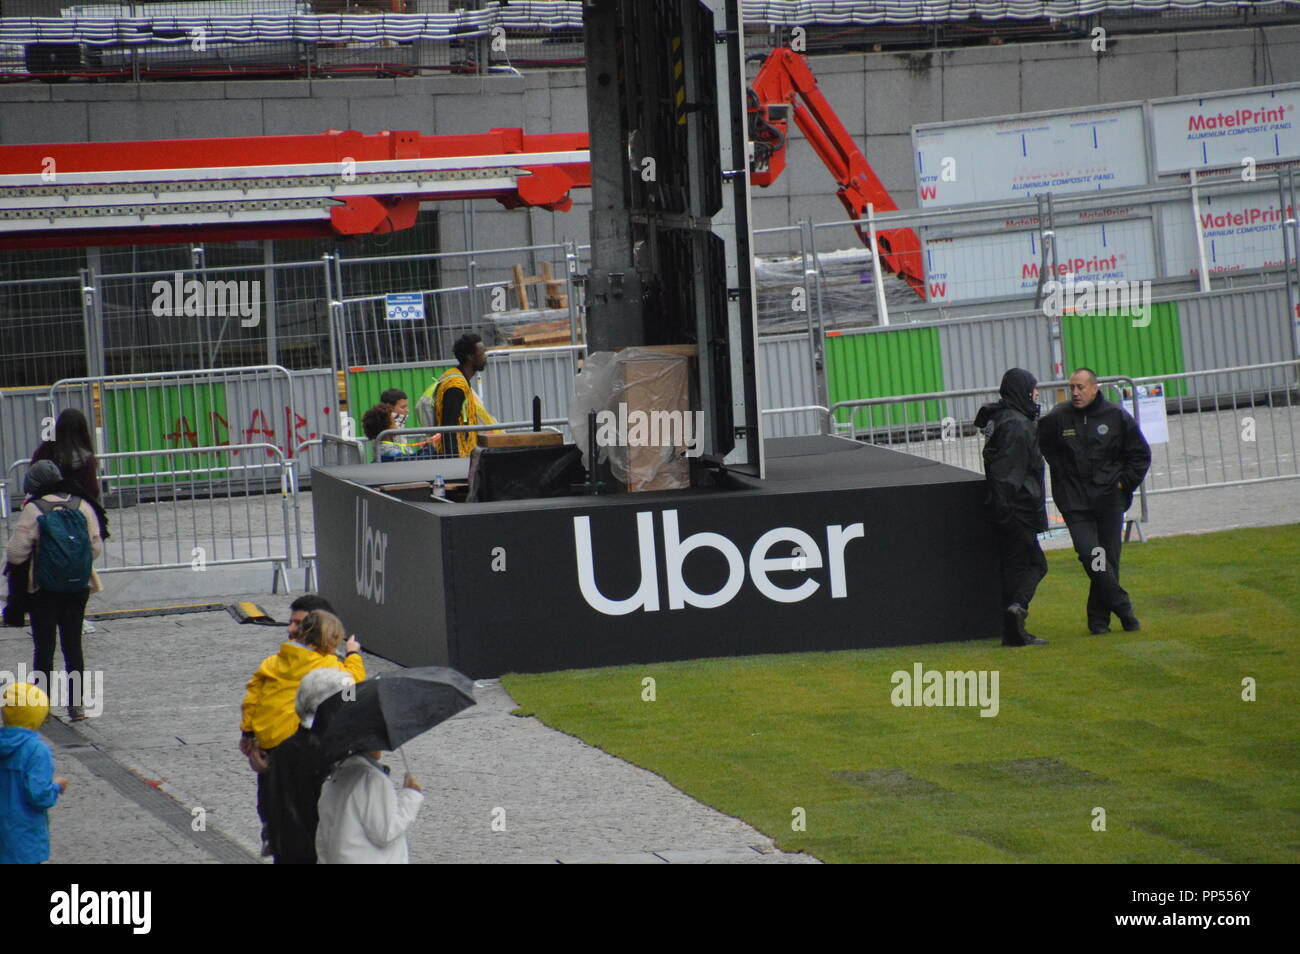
[420,333,498,457]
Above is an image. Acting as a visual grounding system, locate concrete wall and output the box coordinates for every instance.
[3,24,1298,262]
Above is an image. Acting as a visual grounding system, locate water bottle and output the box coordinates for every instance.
[432,474,446,500]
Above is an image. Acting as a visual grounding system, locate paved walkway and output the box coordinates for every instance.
[2,602,812,864]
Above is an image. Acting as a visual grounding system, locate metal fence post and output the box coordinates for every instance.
[565,239,580,349]
[322,254,342,428]
[865,203,890,326]
[1286,167,1300,362]
[798,219,825,410]
[1188,170,1212,294]
[264,240,278,367]
[79,265,106,382]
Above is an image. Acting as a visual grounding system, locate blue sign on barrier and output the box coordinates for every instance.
[385,293,425,322]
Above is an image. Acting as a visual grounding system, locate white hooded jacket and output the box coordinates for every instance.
[315,754,423,864]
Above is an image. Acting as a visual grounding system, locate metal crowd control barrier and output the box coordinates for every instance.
[293,433,367,475]
[829,376,1148,535]
[761,405,831,436]
[1125,359,1300,496]
[49,365,299,500]
[372,419,568,462]
[6,444,297,591]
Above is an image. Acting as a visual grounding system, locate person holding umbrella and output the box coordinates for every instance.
[314,748,425,864]
[313,667,476,864]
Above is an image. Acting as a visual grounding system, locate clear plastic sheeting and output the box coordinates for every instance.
[569,349,693,492]
[754,248,918,333]
[480,307,571,347]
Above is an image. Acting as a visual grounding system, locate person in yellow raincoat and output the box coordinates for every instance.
[419,333,499,457]
[239,609,364,854]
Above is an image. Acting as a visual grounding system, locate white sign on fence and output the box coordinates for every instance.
[1151,85,1300,174]
[384,293,425,322]
[914,106,1149,207]
[1123,383,1169,445]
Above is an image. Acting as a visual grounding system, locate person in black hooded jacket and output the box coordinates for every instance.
[975,368,1049,647]
[1037,368,1151,634]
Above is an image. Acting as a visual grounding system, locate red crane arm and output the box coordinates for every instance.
[748,48,926,300]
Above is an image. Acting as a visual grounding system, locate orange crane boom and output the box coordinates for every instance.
[747,48,926,300]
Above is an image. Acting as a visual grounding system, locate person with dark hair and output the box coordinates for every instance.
[287,594,333,639]
[32,409,100,500]
[975,369,1049,647]
[379,389,409,429]
[417,333,497,456]
[1038,367,1152,634]
[10,409,110,630]
[361,404,440,462]
[239,606,363,857]
[5,461,104,722]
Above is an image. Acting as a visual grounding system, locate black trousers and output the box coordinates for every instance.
[1063,506,1133,627]
[995,520,1047,612]
[256,748,274,840]
[29,588,90,708]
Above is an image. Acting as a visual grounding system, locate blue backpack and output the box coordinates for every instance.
[33,497,93,593]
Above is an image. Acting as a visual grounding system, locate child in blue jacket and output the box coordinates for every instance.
[0,682,68,864]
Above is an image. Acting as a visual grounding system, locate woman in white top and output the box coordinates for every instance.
[315,751,424,864]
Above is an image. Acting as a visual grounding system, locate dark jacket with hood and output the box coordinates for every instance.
[1037,391,1151,514]
[974,368,1048,532]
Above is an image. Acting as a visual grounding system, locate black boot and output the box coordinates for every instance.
[1003,604,1047,646]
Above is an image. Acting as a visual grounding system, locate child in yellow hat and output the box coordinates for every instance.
[0,682,69,863]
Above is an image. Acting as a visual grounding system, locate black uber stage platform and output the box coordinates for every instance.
[312,435,1002,677]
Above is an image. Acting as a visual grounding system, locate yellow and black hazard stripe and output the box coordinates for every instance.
[672,36,686,127]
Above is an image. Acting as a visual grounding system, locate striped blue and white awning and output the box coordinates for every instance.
[0,1,1292,47]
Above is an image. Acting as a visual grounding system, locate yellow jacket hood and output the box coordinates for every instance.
[240,641,365,750]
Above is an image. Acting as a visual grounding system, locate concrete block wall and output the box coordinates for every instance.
[2,25,1297,271]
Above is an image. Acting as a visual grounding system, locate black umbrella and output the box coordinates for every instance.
[312,666,476,765]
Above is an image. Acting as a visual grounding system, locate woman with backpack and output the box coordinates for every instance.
[5,409,108,629]
[4,461,103,722]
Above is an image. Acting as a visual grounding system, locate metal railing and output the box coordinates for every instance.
[829,375,1148,528]
[1127,360,1300,495]
[5,443,297,591]
[373,419,568,461]
[293,433,367,472]
[332,242,580,370]
[826,360,1300,526]
[48,364,300,494]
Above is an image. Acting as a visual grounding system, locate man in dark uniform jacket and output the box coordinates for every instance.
[1038,368,1152,634]
[975,368,1050,647]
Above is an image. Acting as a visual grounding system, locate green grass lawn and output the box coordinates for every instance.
[502,525,1300,863]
